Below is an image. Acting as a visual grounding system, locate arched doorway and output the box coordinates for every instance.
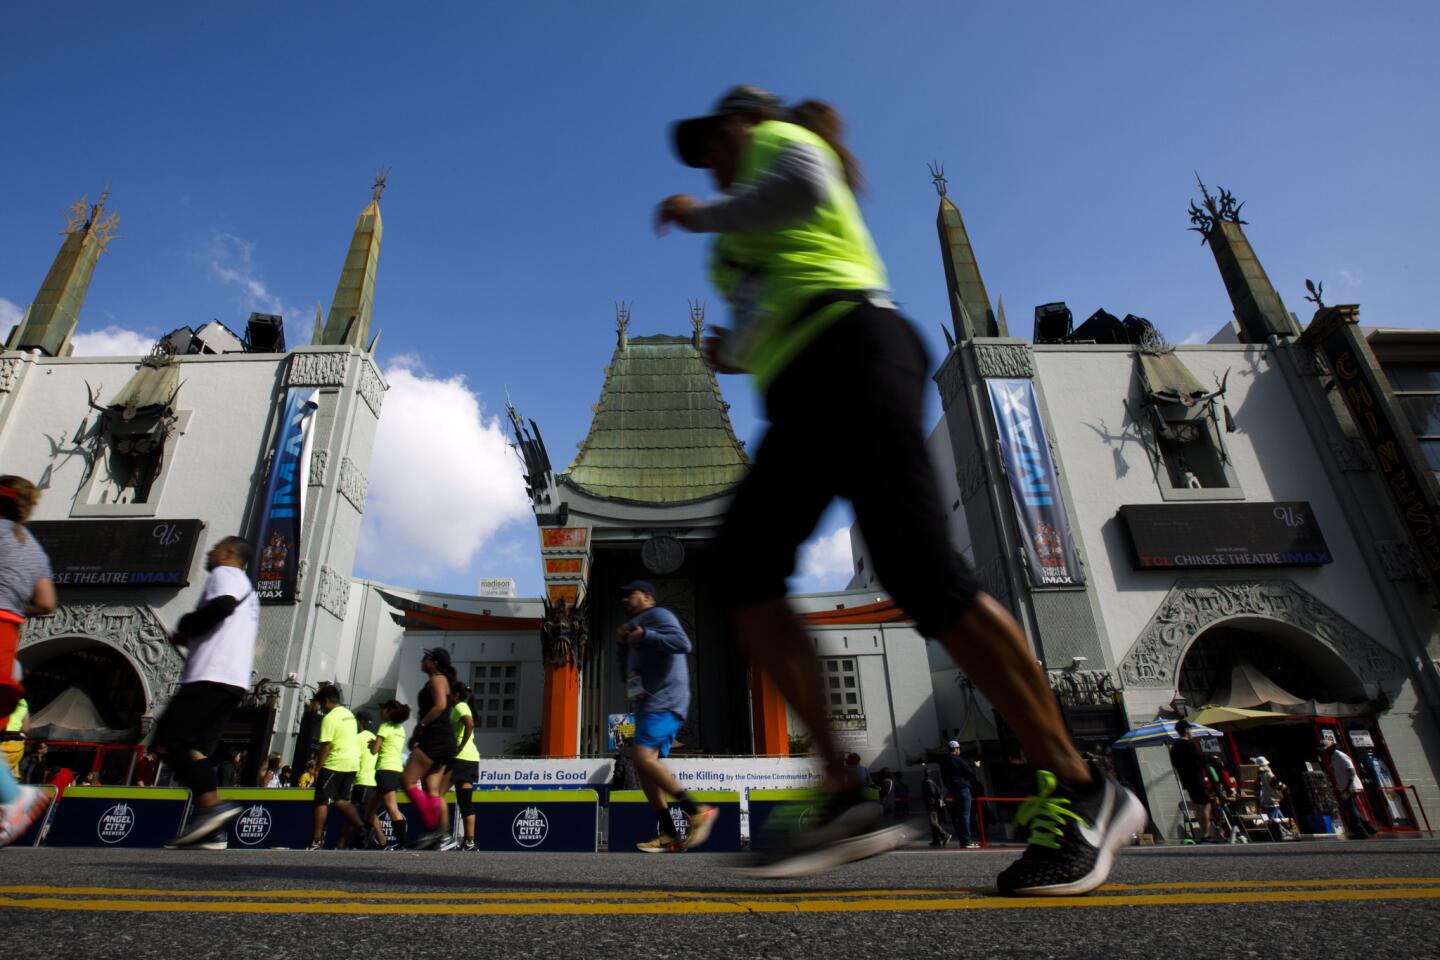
[1176,618,1412,832]
[18,636,149,785]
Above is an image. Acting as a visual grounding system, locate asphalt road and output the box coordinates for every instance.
[2,839,1439,959]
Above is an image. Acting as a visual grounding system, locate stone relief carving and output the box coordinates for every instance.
[288,352,349,387]
[1327,436,1372,472]
[309,449,329,487]
[1049,669,1122,706]
[1375,541,1422,582]
[358,361,386,416]
[974,343,1034,379]
[956,453,986,503]
[933,352,966,410]
[20,603,185,702]
[338,457,368,513]
[1118,579,1403,689]
[0,358,21,392]
[316,564,349,620]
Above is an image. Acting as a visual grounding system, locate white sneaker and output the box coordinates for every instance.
[0,786,51,848]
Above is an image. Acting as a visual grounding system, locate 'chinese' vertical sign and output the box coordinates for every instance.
[252,389,318,603]
[986,379,1085,587]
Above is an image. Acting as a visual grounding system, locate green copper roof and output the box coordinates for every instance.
[563,334,750,504]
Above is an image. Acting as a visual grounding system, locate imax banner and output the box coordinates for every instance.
[986,379,1085,587]
[252,388,318,603]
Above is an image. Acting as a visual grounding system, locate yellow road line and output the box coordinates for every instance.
[2,876,1437,902]
[1,887,1439,916]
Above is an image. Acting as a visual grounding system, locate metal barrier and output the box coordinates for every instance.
[972,796,1028,847]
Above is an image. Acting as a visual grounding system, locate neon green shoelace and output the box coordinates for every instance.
[1014,770,1085,850]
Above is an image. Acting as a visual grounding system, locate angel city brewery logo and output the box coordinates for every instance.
[97,802,136,843]
[669,806,690,842]
[234,804,273,846]
[377,810,396,845]
[512,806,549,848]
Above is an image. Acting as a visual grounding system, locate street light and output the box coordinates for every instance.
[1169,695,1189,718]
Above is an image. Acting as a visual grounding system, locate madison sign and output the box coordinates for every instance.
[29,519,205,587]
[1120,502,1332,569]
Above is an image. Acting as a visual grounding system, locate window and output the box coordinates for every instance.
[822,657,862,715]
[1133,352,1243,501]
[470,662,519,731]
[1384,364,1440,483]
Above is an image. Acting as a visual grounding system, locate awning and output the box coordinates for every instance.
[1191,705,1292,729]
[1214,657,1371,719]
[1138,352,1210,406]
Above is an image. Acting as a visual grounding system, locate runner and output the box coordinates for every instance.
[616,581,716,853]
[657,87,1144,892]
[308,684,366,850]
[366,700,410,849]
[1,696,27,778]
[443,681,480,851]
[0,477,54,847]
[339,712,380,849]
[154,535,259,850]
[401,648,456,849]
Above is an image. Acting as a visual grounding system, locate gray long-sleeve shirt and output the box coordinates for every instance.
[685,141,832,235]
[619,606,692,717]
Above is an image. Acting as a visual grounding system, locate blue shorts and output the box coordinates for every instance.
[632,711,684,757]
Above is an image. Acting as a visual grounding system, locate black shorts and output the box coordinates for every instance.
[375,770,404,793]
[447,758,479,783]
[151,681,246,758]
[314,769,356,803]
[717,301,979,636]
[1179,776,1210,806]
[351,784,374,807]
[415,722,456,763]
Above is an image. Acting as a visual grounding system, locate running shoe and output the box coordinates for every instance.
[192,828,228,852]
[0,786,51,848]
[636,834,684,853]
[995,766,1146,897]
[682,805,718,851]
[438,836,461,851]
[304,840,325,851]
[165,801,242,849]
[410,828,446,851]
[463,839,477,851]
[740,790,909,879]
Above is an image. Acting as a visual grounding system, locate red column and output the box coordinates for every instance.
[750,667,789,757]
[541,662,580,757]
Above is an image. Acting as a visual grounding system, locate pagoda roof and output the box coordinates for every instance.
[563,333,749,505]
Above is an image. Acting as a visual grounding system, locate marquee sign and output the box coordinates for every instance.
[1120,501,1333,569]
[29,519,205,588]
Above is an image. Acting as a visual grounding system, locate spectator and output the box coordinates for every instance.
[921,764,951,846]
[1326,742,1378,839]
[20,742,47,785]
[298,759,316,789]
[1253,756,1293,840]
[1168,720,1216,842]
[279,766,293,788]
[940,740,980,849]
[215,748,241,788]
[259,753,282,788]
[875,768,896,819]
[134,750,158,787]
[845,753,869,789]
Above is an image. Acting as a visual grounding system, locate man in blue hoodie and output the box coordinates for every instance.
[618,580,717,852]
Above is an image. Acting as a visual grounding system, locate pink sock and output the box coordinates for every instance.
[427,794,445,823]
[407,786,437,828]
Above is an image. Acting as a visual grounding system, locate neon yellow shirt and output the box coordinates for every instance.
[4,699,26,733]
[376,721,405,772]
[355,730,377,787]
[319,705,359,773]
[451,702,480,762]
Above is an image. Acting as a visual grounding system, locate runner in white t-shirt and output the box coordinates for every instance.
[154,536,259,850]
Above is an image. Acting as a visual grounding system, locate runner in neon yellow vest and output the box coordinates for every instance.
[1,699,27,778]
[658,86,1144,895]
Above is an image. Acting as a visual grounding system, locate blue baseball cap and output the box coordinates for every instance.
[619,580,657,598]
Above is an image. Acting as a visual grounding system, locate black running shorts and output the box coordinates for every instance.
[315,769,356,803]
[717,300,979,636]
[375,770,404,793]
[447,758,480,783]
[152,681,245,759]
[415,721,457,763]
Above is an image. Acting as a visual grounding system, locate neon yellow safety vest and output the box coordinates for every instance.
[4,699,25,733]
[709,119,888,392]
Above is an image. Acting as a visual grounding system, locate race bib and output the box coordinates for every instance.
[625,673,647,701]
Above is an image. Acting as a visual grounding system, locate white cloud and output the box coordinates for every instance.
[0,297,22,334]
[70,325,155,357]
[1180,329,1207,345]
[207,232,289,316]
[1339,269,1362,288]
[793,525,855,592]
[356,355,533,582]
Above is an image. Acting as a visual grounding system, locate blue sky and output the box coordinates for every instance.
[2,3,1437,598]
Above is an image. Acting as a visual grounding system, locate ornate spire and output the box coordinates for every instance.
[319,177,385,347]
[1187,175,1298,342]
[689,298,705,347]
[11,190,119,356]
[930,163,1002,341]
[615,301,631,349]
